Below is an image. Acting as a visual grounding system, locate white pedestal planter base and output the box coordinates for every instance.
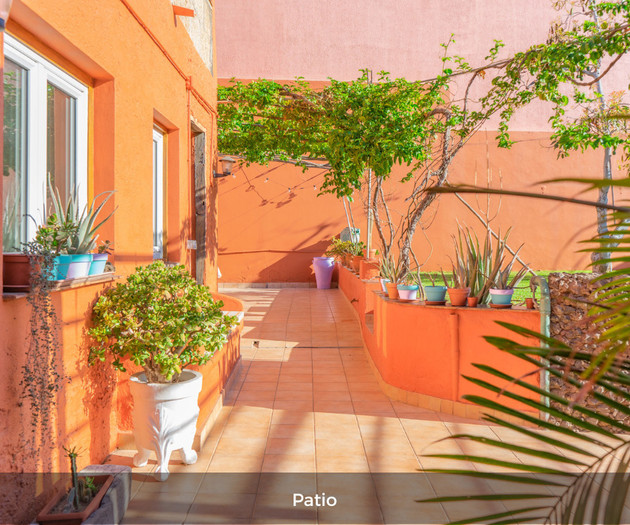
[129,370,203,481]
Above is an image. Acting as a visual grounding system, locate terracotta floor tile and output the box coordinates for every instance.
[313,390,352,401]
[206,455,264,473]
[236,390,276,402]
[316,438,365,457]
[186,492,257,522]
[313,382,349,392]
[265,437,315,455]
[125,490,197,524]
[275,382,313,392]
[273,399,313,411]
[317,454,370,472]
[271,409,315,426]
[214,437,268,457]
[261,454,316,472]
[274,389,313,401]
[268,424,315,439]
[197,473,260,494]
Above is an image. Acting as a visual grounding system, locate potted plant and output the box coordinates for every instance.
[397,269,423,301]
[349,241,366,272]
[89,240,112,276]
[37,447,114,525]
[444,260,471,307]
[48,179,115,279]
[489,261,528,306]
[423,273,447,304]
[454,226,504,307]
[380,256,406,299]
[88,261,237,480]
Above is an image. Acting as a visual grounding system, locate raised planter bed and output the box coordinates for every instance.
[338,264,541,420]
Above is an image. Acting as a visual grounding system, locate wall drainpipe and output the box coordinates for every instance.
[530,275,551,421]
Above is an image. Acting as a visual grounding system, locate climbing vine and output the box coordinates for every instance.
[218,1,630,271]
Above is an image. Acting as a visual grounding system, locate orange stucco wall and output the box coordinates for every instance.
[217,131,627,283]
[338,264,541,414]
[0,1,240,523]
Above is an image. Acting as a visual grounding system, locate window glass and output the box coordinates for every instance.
[153,128,164,259]
[3,59,27,252]
[2,35,87,250]
[46,83,76,212]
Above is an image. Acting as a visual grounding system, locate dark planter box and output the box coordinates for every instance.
[36,475,114,525]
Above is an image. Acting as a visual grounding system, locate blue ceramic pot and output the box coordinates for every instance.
[424,285,447,302]
[489,288,514,305]
[89,253,109,276]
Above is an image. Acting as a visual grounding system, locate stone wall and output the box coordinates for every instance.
[547,272,629,431]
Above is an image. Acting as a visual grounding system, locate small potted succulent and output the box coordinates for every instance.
[397,269,423,301]
[489,263,528,306]
[379,256,406,299]
[423,273,447,304]
[89,261,237,480]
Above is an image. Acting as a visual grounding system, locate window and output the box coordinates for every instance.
[2,34,88,251]
[152,127,164,259]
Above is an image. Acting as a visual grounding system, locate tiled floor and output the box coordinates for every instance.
[110,288,614,524]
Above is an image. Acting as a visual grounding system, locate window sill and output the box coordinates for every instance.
[2,272,120,301]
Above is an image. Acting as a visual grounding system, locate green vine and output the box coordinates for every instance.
[20,242,68,444]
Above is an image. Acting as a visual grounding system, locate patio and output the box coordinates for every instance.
[106,288,598,524]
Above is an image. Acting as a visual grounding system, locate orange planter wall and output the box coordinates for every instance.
[0,1,238,523]
[338,265,541,415]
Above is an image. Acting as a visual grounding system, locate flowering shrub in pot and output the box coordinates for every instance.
[89,261,237,480]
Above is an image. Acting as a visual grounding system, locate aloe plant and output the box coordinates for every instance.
[379,255,406,284]
[48,177,115,254]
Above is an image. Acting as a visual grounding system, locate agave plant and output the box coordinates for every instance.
[379,255,406,284]
[419,178,630,524]
[48,177,115,254]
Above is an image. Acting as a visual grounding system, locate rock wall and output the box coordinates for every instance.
[547,272,629,431]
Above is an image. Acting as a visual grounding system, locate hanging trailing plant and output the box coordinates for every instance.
[19,237,69,445]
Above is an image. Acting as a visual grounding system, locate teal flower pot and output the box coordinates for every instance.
[53,254,73,280]
[89,253,109,276]
[67,254,93,279]
[489,288,514,305]
[424,285,447,302]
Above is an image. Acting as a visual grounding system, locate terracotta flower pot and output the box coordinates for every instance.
[3,253,32,292]
[525,297,535,309]
[467,296,479,308]
[352,255,362,272]
[447,287,470,306]
[360,259,380,280]
[385,282,399,299]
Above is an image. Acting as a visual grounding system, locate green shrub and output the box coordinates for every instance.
[89,261,237,383]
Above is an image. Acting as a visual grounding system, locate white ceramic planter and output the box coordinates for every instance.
[129,370,202,481]
[380,278,390,293]
[397,285,419,301]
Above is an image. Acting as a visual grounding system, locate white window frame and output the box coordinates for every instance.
[152,127,164,259]
[4,34,88,241]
